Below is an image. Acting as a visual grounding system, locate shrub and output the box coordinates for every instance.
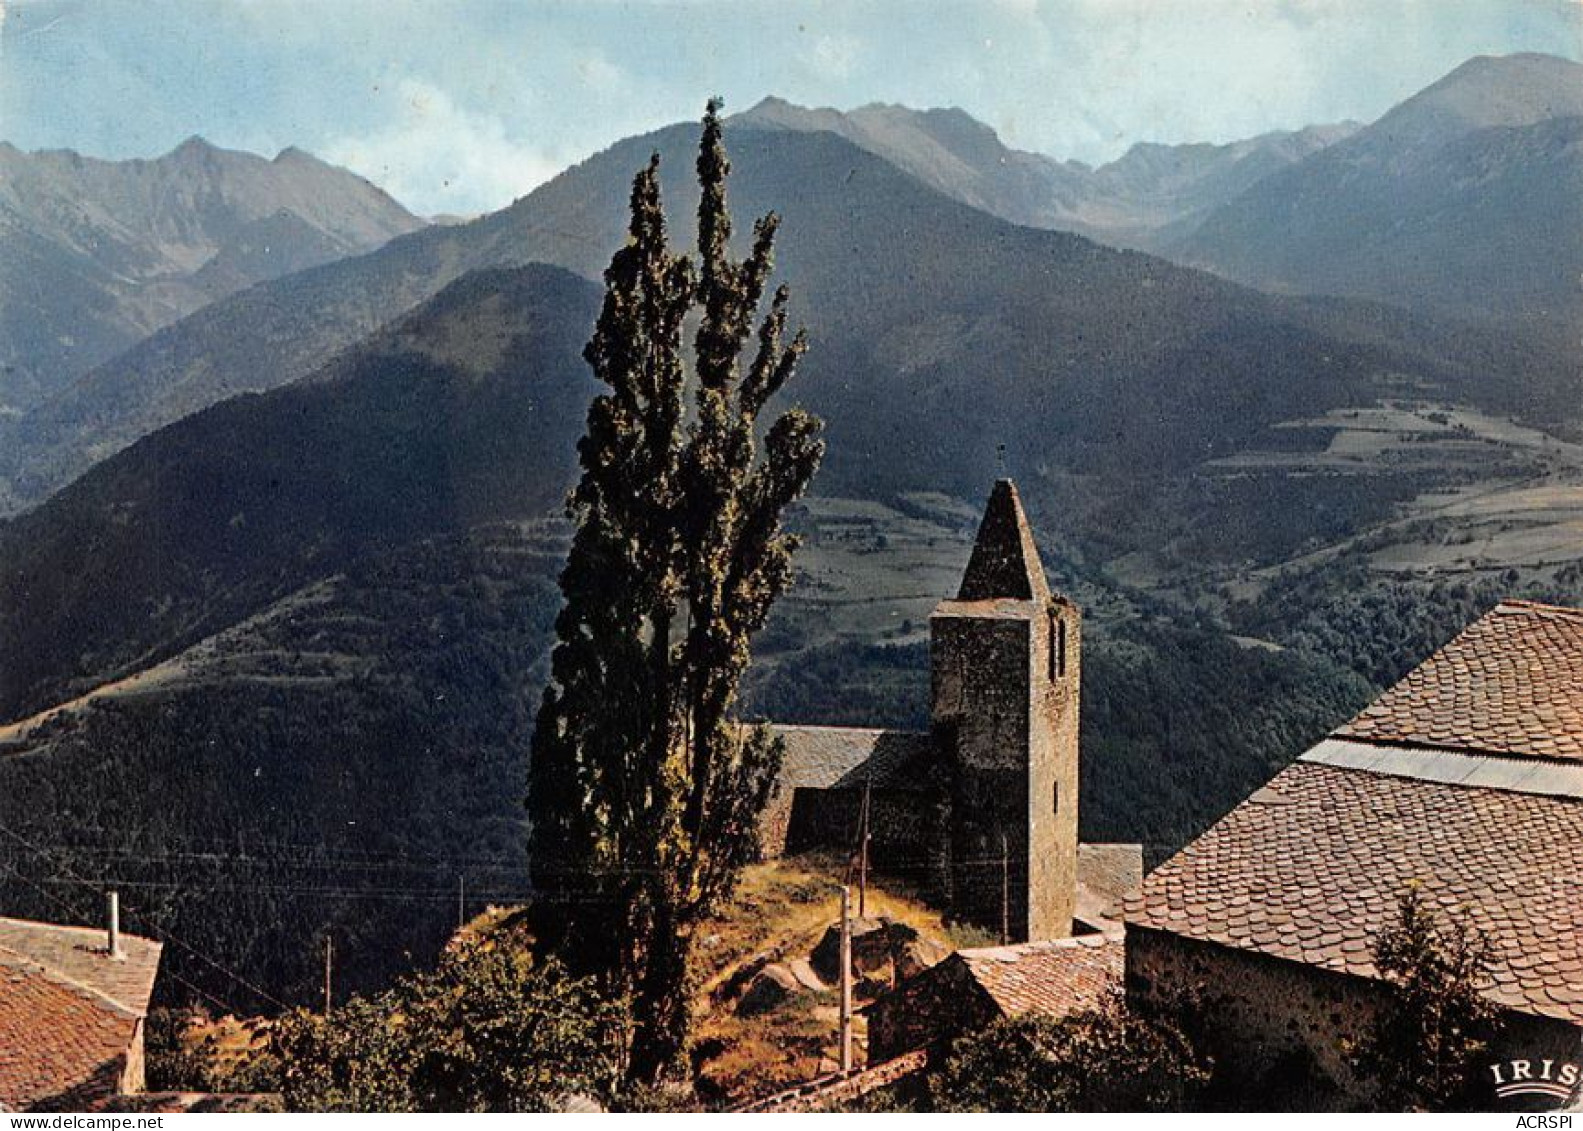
[932,993,1211,1112]
[272,928,624,1112]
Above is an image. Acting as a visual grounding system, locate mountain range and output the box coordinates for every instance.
[5,99,1579,716]
[1170,53,1583,331]
[4,52,1579,516]
[733,95,1358,250]
[0,52,1580,1005]
[0,137,425,417]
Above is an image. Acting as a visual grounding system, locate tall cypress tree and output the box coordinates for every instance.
[527,100,823,1085]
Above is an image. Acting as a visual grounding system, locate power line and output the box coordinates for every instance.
[0,818,291,1011]
[14,874,534,901]
[0,852,244,1017]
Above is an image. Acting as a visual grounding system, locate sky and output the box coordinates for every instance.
[1,0,1578,217]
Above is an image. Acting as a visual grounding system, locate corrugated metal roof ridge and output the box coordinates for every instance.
[1300,737,1583,800]
[1495,598,1583,620]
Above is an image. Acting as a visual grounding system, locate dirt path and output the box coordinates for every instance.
[0,661,181,745]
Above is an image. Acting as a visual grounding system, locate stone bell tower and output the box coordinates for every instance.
[930,480,1081,941]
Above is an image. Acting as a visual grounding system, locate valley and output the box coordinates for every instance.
[0,48,1578,1047]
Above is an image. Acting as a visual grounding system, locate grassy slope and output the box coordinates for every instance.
[691,852,962,1105]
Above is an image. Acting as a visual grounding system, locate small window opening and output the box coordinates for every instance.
[1048,613,1067,681]
[1053,780,1060,815]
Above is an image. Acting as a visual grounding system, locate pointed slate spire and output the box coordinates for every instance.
[956,479,1051,602]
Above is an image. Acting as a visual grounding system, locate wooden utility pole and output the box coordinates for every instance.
[857,781,871,919]
[323,936,333,1015]
[1000,832,1010,946]
[839,884,853,1073]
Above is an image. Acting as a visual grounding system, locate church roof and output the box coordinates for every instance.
[770,725,935,792]
[1075,843,1145,928]
[1128,600,1583,1026]
[951,479,1050,604]
[0,918,162,1111]
[1126,762,1583,1024]
[1339,600,1583,762]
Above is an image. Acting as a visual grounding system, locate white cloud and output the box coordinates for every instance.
[576,49,625,93]
[322,77,562,215]
[809,33,859,80]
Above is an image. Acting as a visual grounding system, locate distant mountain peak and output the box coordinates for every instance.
[0,138,428,418]
[272,145,321,166]
[169,134,221,159]
[734,94,1364,250]
[1170,51,1583,330]
[1441,50,1580,79]
[743,94,797,115]
[1373,51,1583,142]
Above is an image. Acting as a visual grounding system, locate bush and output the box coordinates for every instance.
[931,994,1211,1112]
[272,927,624,1112]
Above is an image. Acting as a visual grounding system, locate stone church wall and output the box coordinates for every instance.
[784,787,950,895]
[1128,926,1583,1109]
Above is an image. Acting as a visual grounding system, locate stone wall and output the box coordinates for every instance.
[122,1018,146,1094]
[1128,925,1382,1104]
[784,786,950,895]
[866,955,998,1064]
[1128,926,1583,1110]
[1027,596,1080,940]
[933,614,1033,936]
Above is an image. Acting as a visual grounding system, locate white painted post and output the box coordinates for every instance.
[107,891,123,961]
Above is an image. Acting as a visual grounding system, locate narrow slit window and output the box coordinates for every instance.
[1053,780,1060,815]
[1047,612,1059,682]
[1056,617,1068,679]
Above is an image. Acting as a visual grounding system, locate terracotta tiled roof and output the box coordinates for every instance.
[1126,762,1583,1024]
[1339,601,1583,762]
[956,933,1123,1019]
[0,918,162,1111]
[0,962,135,1111]
[0,919,161,1016]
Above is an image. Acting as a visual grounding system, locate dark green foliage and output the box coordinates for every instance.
[1231,567,1507,688]
[1080,619,1374,851]
[528,101,823,1083]
[609,1084,706,1112]
[0,527,561,1008]
[146,1009,282,1095]
[932,997,1212,1112]
[145,1009,216,1093]
[0,265,598,722]
[272,929,623,1112]
[744,641,930,728]
[1352,887,1502,1112]
[821,1082,921,1112]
